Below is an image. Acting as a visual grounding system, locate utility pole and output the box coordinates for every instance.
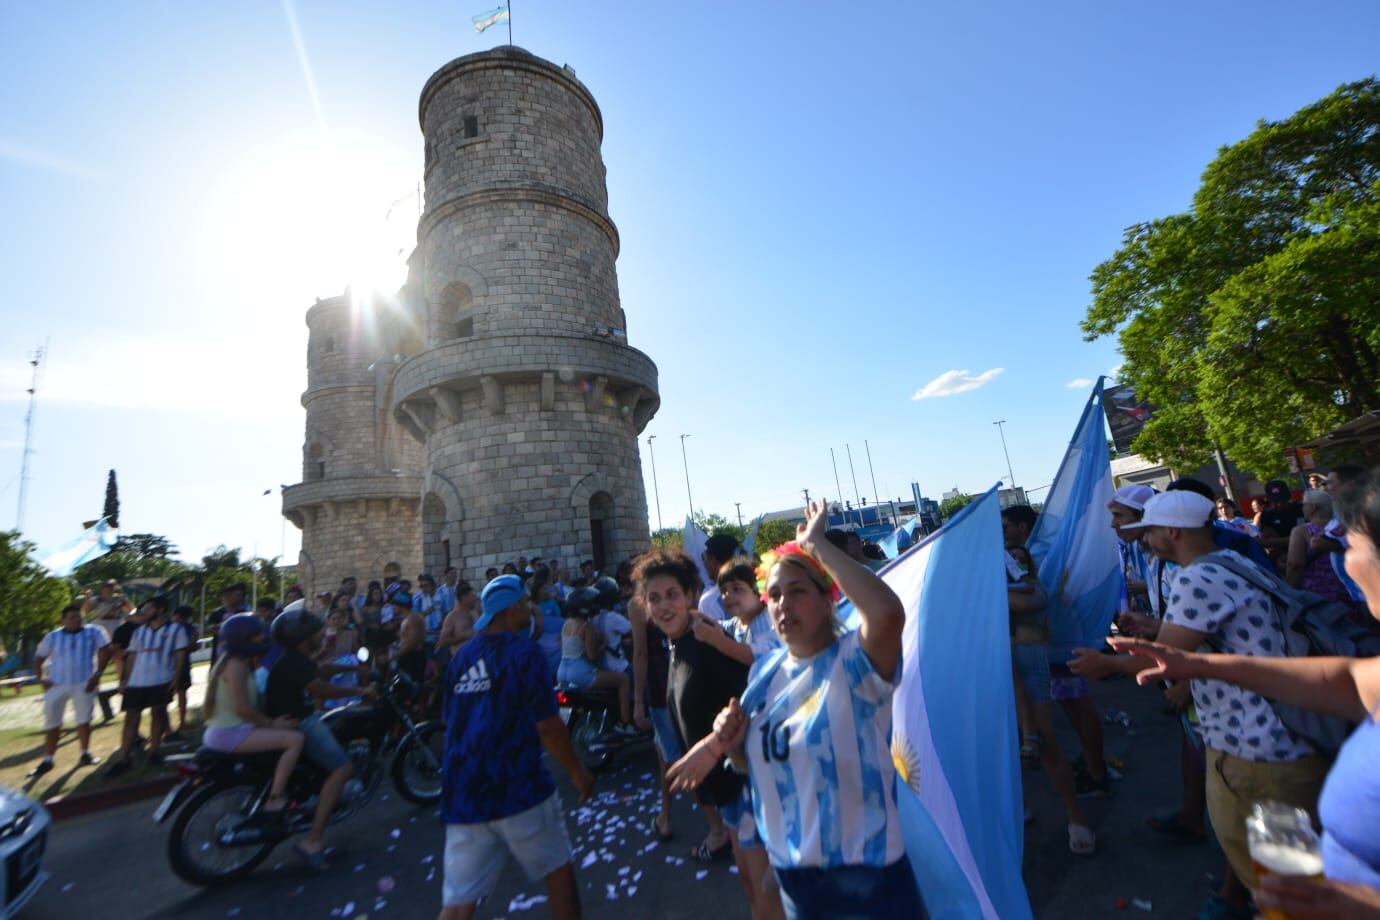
[679,434,694,519]
[15,343,45,533]
[830,448,844,504]
[993,420,1016,488]
[734,502,743,528]
[845,444,862,520]
[646,436,664,531]
[864,440,881,516]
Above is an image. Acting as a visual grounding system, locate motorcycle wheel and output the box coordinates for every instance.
[569,712,613,773]
[391,721,445,804]
[167,781,276,886]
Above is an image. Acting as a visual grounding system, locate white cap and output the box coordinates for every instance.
[1120,491,1215,530]
[1107,484,1155,512]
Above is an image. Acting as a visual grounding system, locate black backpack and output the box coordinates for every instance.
[1200,550,1380,756]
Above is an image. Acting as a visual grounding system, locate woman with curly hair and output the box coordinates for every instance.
[667,499,922,920]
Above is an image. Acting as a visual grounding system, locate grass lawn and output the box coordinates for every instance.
[0,703,206,804]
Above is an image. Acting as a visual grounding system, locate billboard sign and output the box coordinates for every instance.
[1101,384,1153,456]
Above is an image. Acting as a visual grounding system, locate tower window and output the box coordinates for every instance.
[454,317,474,339]
[322,337,336,354]
[463,115,479,139]
[317,461,326,480]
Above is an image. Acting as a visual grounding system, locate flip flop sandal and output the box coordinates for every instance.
[1145,812,1207,842]
[293,842,329,871]
[691,838,733,863]
[649,814,674,841]
[1068,823,1096,856]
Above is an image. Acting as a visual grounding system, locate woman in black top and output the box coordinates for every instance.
[633,550,779,920]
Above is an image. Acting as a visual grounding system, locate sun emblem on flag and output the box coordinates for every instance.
[891,733,922,794]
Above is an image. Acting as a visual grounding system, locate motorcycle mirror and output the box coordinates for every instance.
[356,647,370,663]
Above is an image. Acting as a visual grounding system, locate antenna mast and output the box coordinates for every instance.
[16,343,45,533]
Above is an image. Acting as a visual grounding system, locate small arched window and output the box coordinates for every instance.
[436,282,475,342]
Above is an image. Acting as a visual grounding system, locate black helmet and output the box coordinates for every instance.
[592,576,621,611]
[271,601,324,647]
[563,585,601,620]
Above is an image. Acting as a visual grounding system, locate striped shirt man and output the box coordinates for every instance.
[36,624,110,686]
[127,621,192,688]
[743,630,904,869]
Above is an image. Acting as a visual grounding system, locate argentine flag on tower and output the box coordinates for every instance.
[1026,378,1121,662]
[841,487,1031,918]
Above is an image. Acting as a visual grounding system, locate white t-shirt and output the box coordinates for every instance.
[698,585,728,621]
[127,621,192,688]
[1162,551,1314,762]
[593,610,631,673]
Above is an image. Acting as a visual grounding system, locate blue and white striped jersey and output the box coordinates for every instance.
[36,625,109,685]
[128,621,192,687]
[743,630,904,870]
[726,611,780,660]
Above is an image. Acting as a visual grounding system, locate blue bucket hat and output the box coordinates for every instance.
[475,574,527,631]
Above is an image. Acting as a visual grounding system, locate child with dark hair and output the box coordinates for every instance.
[169,605,198,737]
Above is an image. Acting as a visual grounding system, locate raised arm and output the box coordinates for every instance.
[799,498,904,680]
[1110,635,1378,723]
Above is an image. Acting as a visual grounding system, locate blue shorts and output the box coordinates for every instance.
[556,658,598,690]
[1048,660,1090,701]
[719,784,761,850]
[301,712,350,773]
[775,859,926,920]
[648,706,684,763]
[1011,643,1052,704]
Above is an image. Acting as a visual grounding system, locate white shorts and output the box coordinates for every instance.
[44,683,95,729]
[442,793,572,906]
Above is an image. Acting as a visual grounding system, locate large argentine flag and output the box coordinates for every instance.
[841,487,1030,919]
[1026,379,1121,661]
[41,518,118,577]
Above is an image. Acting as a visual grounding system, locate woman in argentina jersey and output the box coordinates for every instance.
[669,498,923,920]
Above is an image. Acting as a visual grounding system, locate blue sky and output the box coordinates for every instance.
[2,1,1377,565]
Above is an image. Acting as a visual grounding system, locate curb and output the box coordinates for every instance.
[45,774,180,822]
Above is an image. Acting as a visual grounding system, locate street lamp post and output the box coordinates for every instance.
[734,502,743,527]
[679,434,695,519]
[646,436,664,532]
[993,420,1016,488]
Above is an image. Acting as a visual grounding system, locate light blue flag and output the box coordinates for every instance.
[472,4,509,33]
[681,515,712,589]
[1026,378,1122,662]
[878,516,921,559]
[840,487,1031,919]
[41,518,119,577]
[742,514,763,556]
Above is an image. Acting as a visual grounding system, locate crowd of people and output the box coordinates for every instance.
[25,462,1380,918]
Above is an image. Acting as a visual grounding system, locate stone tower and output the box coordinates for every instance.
[282,290,426,593]
[390,47,659,578]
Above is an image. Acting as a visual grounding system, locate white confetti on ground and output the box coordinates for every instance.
[695,870,709,881]
[507,894,549,912]
[390,828,401,839]
[61,883,75,893]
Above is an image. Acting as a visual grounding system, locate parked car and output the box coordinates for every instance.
[0,787,47,917]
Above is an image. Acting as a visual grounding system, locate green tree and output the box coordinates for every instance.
[0,531,72,661]
[939,492,975,521]
[752,519,798,555]
[1083,78,1380,476]
[103,469,120,528]
[73,532,185,585]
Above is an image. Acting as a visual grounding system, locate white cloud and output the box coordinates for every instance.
[0,138,96,179]
[1108,364,1124,381]
[910,367,1004,400]
[1065,377,1096,389]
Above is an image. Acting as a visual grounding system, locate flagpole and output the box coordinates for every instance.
[507,0,512,44]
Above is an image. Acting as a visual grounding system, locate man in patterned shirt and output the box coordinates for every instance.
[1115,491,1329,899]
[30,603,112,776]
[108,595,191,774]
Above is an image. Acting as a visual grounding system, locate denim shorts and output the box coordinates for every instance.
[648,706,684,762]
[1011,643,1052,704]
[300,712,350,773]
[774,859,927,920]
[556,657,598,690]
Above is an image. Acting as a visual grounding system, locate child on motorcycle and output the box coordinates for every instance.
[264,604,376,868]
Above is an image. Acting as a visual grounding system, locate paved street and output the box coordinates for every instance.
[23,674,1230,919]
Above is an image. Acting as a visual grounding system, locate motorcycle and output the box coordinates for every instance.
[557,686,650,772]
[156,649,445,886]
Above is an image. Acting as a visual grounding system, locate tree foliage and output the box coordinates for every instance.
[1083,77,1380,476]
[103,469,120,528]
[73,532,185,585]
[939,492,975,521]
[0,531,72,659]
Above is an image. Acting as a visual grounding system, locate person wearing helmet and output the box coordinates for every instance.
[590,575,633,678]
[201,614,304,819]
[264,604,374,869]
[556,586,635,731]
